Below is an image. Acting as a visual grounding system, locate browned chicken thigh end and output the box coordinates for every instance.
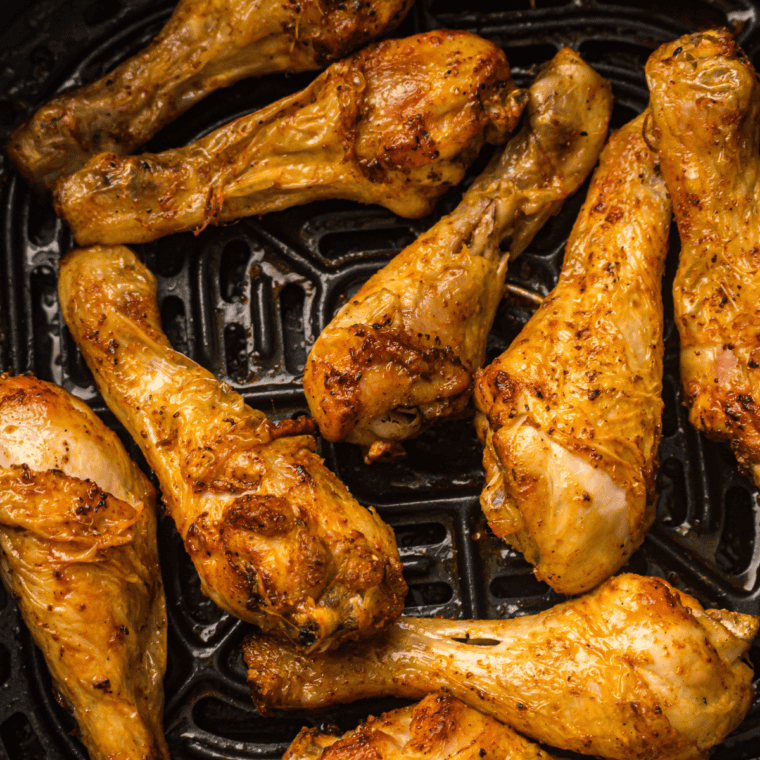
[7,0,415,192]
[303,47,613,462]
[53,29,526,246]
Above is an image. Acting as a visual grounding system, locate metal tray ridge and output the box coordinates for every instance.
[1,0,760,758]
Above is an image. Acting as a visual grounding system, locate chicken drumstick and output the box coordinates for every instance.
[0,375,168,760]
[58,245,406,652]
[303,47,612,462]
[244,573,758,760]
[646,29,760,487]
[473,112,671,594]
[7,0,414,192]
[53,30,526,246]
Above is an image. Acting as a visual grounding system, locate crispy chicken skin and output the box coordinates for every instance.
[472,113,671,595]
[646,30,760,486]
[285,692,558,760]
[244,573,758,760]
[303,48,612,462]
[52,30,526,247]
[6,0,414,192]
[58,245,406,651]
[0,375,168,760]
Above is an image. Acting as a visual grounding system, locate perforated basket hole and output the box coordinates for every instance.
[504,43,561,71]
[280,283,306,375]
[251,273,275,360]
[661,377,679,438]
[318,226,416,260]
[657,457,688,527]
[26,192,59,248]
[220,240,251,304]
[394,522,447,548]
[30,265,61,378]
[578,39,655,72]
[0,713,45,760]
[224,323,250,384]
[490,571,551,601]
[160,295,189,357]
[405,581,453,609]
[716,486,756,575]
[0,644,10,685]
[191,696,284,742]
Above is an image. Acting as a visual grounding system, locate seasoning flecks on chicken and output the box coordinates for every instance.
[57,245,406,652]
[303,48,612,462]
[285,692,558,760]
[472,112,671,595]
[646,30,760,487]
[6,0,415,192]
[0,375,168,760]
[52,30,527,246]
[244,573,758,760]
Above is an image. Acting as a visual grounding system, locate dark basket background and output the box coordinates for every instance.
[1,0,760,758]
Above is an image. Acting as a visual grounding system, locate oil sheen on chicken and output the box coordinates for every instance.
[53,29,527,246]
[6,0,414,192]
[646,30,760,487]
[0,375,168,760]
[285,692,558,760]
[473,112,671,595]
[244,573,758,760]
[58,245,406,652]
[303,48,613,462]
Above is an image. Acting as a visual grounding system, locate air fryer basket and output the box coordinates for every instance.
[1,0,760,758]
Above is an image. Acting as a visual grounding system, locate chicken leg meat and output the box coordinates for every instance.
[646,29,760,487]
[285,692,558,760]
[0,374,168,760]
[58,244,406,652]
[244,573,758,760]
[7,0,414,192]
[303,47,613,462]
[53,29,526,246]
[473,112,671,595]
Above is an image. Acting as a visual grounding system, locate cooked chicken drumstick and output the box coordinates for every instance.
[285,692,558,760]
[53,30,526,246]
[0,375,168,760]
[472,112,671,595]
[244,573,758,760]
[7,0,414,192]
[58,245,406,652]
[646,30,760,487]
[303,48,612,462]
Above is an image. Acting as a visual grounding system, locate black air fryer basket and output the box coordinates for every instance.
[1,0,760,758]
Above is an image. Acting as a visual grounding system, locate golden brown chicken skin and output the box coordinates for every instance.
[6,0,414,192]
[303,48,612,462]
[473,112,671,595]
[58,245,406,652]
[244,573,758,760]
[285,692,558,760]
[0,375,168,760]
[52,29,526,246]
[646,30,760,487]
